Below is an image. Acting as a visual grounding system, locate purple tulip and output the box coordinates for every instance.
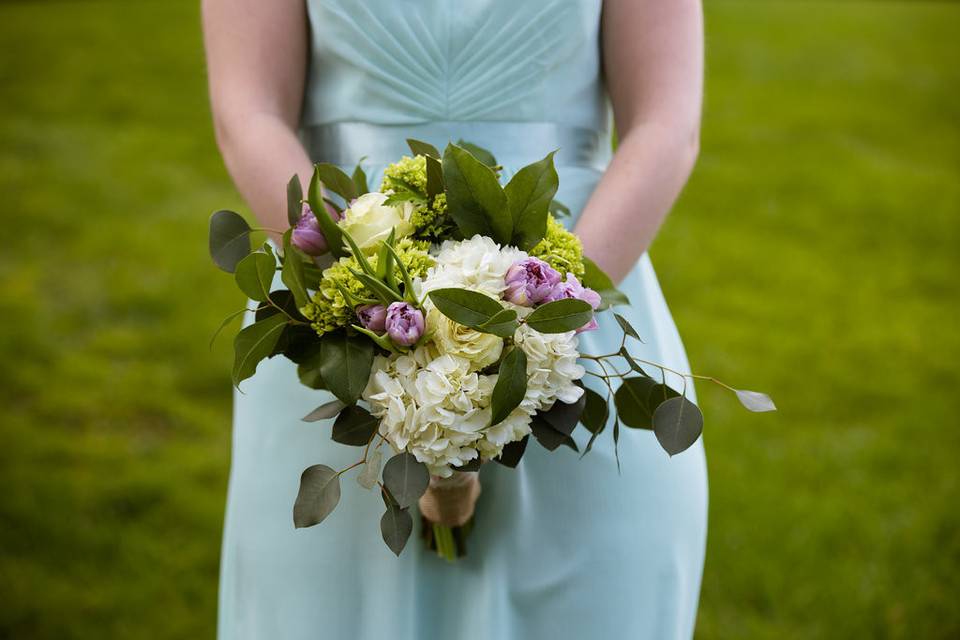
[356,304,387,333]
[503,257,562,306]
[546,273,602,333]
[385,302,425,347]
[291,203,335,256]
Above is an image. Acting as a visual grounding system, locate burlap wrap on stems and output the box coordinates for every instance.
[418,470,481,527]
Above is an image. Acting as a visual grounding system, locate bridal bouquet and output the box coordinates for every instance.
[208,139,775,560]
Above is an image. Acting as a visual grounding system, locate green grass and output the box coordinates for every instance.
[0,0,957,638]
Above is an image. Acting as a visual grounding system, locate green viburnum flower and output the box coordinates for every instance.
[380,155,427,194]
[529,214,585,279]
[300,237,434,337]
[411,193,458,242]
[381,155,456,242]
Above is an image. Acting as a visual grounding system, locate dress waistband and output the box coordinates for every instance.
[301,121,610,170]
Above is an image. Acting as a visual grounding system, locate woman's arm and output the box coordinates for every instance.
[575,0,704,283]
[202,0,314,233]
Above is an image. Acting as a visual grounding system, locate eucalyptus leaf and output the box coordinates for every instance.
[428,288,503,327]
[653,396,704,456]
[302,399,346,422]
[232,313,287,386]
[525,298,593,333]
[406,138,441,158]
[209,209,251,273]
[530,415,579,452]
[332,405,379,446]
[613,376,660,429]
[540,393,586,436]
[490,348,527,426]
[494,435,529,468]
[505,150,558,250]
[287,175,303,226]
[357,449,383,490]
[293,464,341,528]
[380,504,413,556]
[319,332,375,405]
[382,452,429,509]
[614,313,642,342]
[579,387,609,434]
[476,308,519,338]
[235,251,275,303]
[442,143,509,242]
[735,389,777,412]
[458,457,482,472]
[314,162,358,201]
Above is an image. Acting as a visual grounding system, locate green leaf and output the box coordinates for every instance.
[302,399,345,422]
[428,288,504,327]
[351,162,369,195]
[525,298,593,333]
[209,307,250,350]
[307,167,346,258]
[490,348,527,426]
[380,504,413,556]
[735,389,777,412]
[549,199,571,218]
[381,452,429,509]
[319,332,375,405]
[281,233,310,309]
[314,162,358,201]
[231,313,287,386]
[293,464,341,528]
[505,150,558,250]
[286,175,303,226]
[614,313,642,342]
[581,256,630,310]
[530,414,579,452]
[456,139,497,167]
[442,143,510,242]
[613,376,660,429]
[649,382,681,409]
[425,154,444,199]
[475,308,519,338]
[653,396,704,456]
[579,387,609,434]
[406,138,440,158]
[494,435,529,468]
[209,210,251,273]
[540,393,586,436]
[331,405,379,446]
[349,269,403,304]
[357,449,383,490]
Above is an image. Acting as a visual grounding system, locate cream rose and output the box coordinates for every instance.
[338,192,414,252]
[427,306,504,371]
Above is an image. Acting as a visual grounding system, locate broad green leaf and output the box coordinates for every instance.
[319,332,375,405]
[209,209,251,273]
[505,150,558,250]
[653,396,704,456]
[490,348,527,426]
[494,435,529,468]
[456,139,498,167]
[614,313,641,342]
[457,458,482,472]
[428,288,503,327]
[613,376,660,429]
[540,393,586,436]
[530,415,579,452]
[380,504,413,556]
[525,298,593,333]
[442,143,510,242]
[549,199,571,218]
[352,162,369,195]
[357,449,383,490]
[314,162,358,201]
[255,290,307,324]
[406,138,440,158]
[581,256,630,309]
[302,399,346,422]
[232,313,287,386]
[735,389,777,412]
[281,232,310,309]
[579,387,609,434]
[286,175,303,226]
[382,452,429,509]
[331,405,379,446]
[293,464,341,528]
[307,167,346,257]
[476,308,519,338]
[425,154,444,199]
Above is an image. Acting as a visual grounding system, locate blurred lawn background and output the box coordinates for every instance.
[1,0,957,638]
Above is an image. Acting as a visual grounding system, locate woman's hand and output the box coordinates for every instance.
[418,472,482,527]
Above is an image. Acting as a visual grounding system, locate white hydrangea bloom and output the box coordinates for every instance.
[420,234,527,298]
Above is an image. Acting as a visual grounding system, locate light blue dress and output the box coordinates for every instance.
[218,1,708,638]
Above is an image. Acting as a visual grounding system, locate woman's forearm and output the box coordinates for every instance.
[573,121,699,284]
[214,111,314,234]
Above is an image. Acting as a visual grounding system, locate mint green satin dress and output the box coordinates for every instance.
[218,1,708,638]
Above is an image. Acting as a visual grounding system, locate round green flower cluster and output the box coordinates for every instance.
[380,155,427,193]
[529,214,585,279]
[300,237,434,337]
